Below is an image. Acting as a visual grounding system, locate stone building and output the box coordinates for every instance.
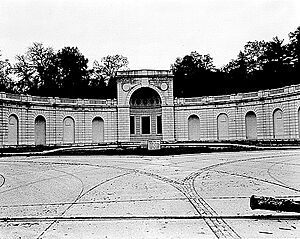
[1,69,300,147]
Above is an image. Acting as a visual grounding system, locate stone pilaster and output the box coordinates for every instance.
[117,106,130,142]
[162,106,175,141]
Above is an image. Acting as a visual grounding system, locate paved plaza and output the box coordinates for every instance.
[0,149,299,238]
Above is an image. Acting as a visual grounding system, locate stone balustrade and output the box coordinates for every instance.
[174,84,300,105]
[0,92,117,107]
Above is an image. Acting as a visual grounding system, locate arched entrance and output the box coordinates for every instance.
[8,114,19,145]
[245,111,257,139]
[129,87,162,141]
[188,115,200,141]
[35,116,46,145]
[273,109,284,138]
[92,117,104,143]
[63,117,75,144]
[217,113,229,140]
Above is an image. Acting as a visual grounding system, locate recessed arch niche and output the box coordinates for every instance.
[245,111,257,140]
[92,117,104,143]
[273,109,284,139]
[35,115,46,145]
[188,115,200,141]
[217,113,229,140]
[63,117,75,144]
[8,114,19,145]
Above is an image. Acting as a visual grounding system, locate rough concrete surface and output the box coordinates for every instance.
[0,150,299,238]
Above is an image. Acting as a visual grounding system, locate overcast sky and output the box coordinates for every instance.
[1,0,300,69]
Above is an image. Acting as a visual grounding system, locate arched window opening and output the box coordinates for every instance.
[188,115,200,141]
[217,113,229,140]
[63,117,75,144]
[35,115,46,145]
[8,114,19,145]
[245,111,257,140]
[92,117,104,143]
[273,109,284,139]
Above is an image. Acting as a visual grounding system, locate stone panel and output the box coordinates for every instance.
[117,107,130,142]
[162,106,175,141]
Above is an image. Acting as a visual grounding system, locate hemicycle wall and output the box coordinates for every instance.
[1,70,300,147]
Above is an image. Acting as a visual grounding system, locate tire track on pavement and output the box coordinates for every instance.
[180,153,300,238]
[4,152,300,239]
[36,172,131,239]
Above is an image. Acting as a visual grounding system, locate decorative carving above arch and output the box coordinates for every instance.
[125,85,166,106]
[130,87,161,108]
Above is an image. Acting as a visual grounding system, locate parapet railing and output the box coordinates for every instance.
[1,83,300,107]
[0,93,117,107]
[116,69,173,77]
[175,84,300,105]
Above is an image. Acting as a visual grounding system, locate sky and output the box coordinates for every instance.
[1,0,300,69]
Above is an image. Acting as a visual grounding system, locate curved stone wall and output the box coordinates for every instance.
[174,84,300,141]
[0,93,118,146]
[1,74,300,147]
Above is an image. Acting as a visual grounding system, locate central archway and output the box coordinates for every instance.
[129,87,162,142]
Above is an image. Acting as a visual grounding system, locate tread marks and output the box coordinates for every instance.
[36,172,131,239]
